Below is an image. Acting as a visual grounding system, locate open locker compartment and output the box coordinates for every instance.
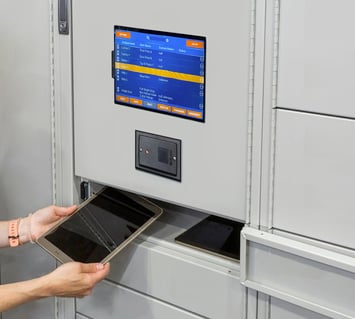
[74,181,244,319]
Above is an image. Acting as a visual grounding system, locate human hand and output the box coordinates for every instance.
[42,262,110,298]
[19,205,77,244]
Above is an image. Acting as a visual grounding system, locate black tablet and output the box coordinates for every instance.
[36,187,163,264]
[175,215,242,261]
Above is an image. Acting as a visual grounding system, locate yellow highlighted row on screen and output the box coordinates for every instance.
[115,62,204,84]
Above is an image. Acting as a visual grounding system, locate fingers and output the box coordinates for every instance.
[91,263,110,283]
[46,262,110,298]
[80,262,110,276]
[79,262,104,273]
[78,262,110,292]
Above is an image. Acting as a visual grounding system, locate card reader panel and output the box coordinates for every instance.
[135,131,181,181]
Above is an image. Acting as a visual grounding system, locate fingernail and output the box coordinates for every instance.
[96,263,104,270]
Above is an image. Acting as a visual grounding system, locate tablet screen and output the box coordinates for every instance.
[41,187,162,263]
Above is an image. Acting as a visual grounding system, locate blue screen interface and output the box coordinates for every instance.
[114,26,206,122]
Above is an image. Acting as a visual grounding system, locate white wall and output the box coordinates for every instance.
[0,1,56,318]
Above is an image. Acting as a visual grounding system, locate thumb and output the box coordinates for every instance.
[80,263,105,273]
[54,205,77,217]
[81,263,110,284]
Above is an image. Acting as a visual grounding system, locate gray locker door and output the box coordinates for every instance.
[277,0,355,118]
[0,1,55,318]
[273,110,355,249]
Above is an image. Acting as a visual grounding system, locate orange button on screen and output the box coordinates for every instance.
[186,40,204,49]
[158,104,171,112]
[116,95,129,103]
[116,31,131,39]
[172,107,187,115]
[130,98,143,106]
[187,110,203,119]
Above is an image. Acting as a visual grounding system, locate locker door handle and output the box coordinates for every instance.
[58,0,69,34]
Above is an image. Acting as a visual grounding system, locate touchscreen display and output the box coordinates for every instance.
[114,26,206,122]
[45,188,155,263]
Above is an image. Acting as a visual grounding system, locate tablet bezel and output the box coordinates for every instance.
[36,187,163,264]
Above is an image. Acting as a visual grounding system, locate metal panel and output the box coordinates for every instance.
[273,110,355,249]
[241,227,355,319]
[250,0,280,229]
[71,0,251,221]
[101,206,243,319]
[0,0,55,318]
[77,280,205,319]
[52,0,78,208]
[270,298,331,319]
[107,240,242,319]
[277,0,355,117]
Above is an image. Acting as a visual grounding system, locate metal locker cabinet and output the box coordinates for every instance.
[241,0,355,318]
[0,1,251,319]
[58,0,251,318]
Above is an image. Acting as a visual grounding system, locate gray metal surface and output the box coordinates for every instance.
[277,0,355,118]
[77,281,206,319]
[243,1,355,318]
[0,0,56,318]
[273,110,355,249]
[241,227,355,319]
[104,206,242,319]
[72,0,251,222]
[270,298,330,319]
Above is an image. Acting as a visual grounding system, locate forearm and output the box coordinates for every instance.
[0,221,9,248]
[0,262,110,312]
[0,276,50,312]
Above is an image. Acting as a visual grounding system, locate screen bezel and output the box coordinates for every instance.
[113,25,207,122]
[36,187,163,264]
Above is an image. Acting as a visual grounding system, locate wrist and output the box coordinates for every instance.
[18,214,35,245]
[8,219,20,247]
[34,275,52,298]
